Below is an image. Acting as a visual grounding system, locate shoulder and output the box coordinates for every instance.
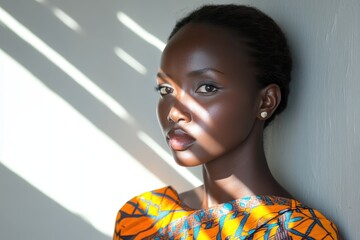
[116,185,180,219]
[283,205,339,239]
[178,185,203,209]
[252,198,339,239]
[113,186,184,240]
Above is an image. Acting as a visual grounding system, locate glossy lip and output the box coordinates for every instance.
[166,127,196,151]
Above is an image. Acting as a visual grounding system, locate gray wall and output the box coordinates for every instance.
[1,0,359,239]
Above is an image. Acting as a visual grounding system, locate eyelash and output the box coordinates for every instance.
[155,83,220,96]
[155,85,174,96]
[196,84,219,94]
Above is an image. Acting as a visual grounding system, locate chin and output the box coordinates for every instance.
[172,151,205,167]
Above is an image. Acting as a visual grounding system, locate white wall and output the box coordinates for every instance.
[0,0,358,239]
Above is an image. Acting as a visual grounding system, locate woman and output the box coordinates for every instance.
[113,4,339,239]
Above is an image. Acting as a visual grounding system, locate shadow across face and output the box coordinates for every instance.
[157,23,264,168]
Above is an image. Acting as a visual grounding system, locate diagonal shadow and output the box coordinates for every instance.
[0,162,110,240]
[0,1,201,191]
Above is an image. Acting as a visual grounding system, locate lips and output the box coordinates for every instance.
[167,128,195,151]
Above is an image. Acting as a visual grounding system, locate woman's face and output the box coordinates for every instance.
[157,23,262,167]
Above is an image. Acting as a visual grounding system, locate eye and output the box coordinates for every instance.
[196,84,218,94]
[155,85,174,96]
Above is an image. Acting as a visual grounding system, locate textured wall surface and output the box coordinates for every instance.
[1,0,359,239]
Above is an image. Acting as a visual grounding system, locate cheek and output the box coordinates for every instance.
[197,97,257,144]
[195,103,223,134]
[188,102,230,155]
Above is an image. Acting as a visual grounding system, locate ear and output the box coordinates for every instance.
[257,84,281,120]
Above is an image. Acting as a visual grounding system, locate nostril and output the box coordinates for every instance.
[167,106,191,123]
[167,114,175,123]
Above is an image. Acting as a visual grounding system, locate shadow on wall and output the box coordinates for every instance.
[0,163,110,240]
[0,0,200,190]
[0,0,202,238]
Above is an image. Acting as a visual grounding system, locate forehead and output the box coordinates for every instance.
[160,23,253,78]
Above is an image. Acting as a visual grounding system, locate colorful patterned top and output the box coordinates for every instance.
[113,186,339,239]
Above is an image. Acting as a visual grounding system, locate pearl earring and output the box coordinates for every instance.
[260,112,268,118]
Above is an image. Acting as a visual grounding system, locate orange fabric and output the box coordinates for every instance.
[113,186,339,239]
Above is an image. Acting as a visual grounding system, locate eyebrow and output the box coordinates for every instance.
[157,68,226,79]
[187,67,226,77]
[157,72,171,79]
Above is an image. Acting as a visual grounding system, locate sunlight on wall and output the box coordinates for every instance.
[52,7,81,33]
[114,46,147,75]
[0,6,202,185]
[0,6,201,185]
[0,6,136,126]
[0,48,165,236]
[137,131,202,186]
[117,12,165,51]
[0,6,203,236]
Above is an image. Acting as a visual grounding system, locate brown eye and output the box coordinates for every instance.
[157,85,174,96]
[196,84,218,93]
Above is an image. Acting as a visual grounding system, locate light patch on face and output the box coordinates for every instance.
[156,71,226,164]
[157,23,261,167]
[188,113,225,155]
[157,72,213,124]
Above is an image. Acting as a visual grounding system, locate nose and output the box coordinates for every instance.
[167,96,192,123]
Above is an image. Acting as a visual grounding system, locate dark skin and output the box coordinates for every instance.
[156,23,291,210]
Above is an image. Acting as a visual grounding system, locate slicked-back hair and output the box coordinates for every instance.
[169,5,292,127]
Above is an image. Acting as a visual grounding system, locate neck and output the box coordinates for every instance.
[200,124,287,209]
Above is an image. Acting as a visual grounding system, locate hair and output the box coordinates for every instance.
[168,4,292,127]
